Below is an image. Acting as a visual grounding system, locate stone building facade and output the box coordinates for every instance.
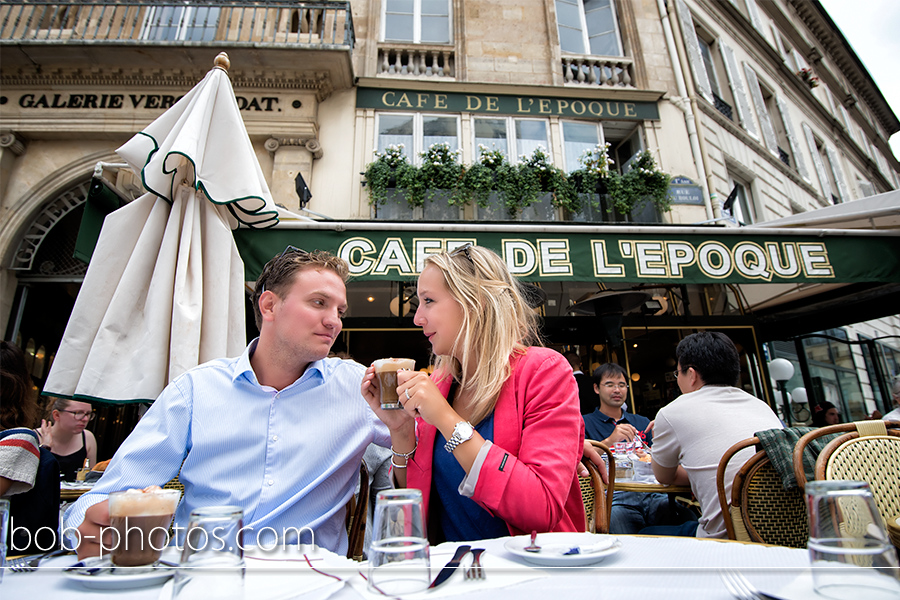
[1,0,898,422]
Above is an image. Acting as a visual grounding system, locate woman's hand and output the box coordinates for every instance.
[577,440,609,483]
[39,419,54,449]
[397,370,458,431]
[361,365,416,433]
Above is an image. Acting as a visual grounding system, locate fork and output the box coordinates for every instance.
[720,569,784,600]
[7,548,70,573]
[464,548,485,581]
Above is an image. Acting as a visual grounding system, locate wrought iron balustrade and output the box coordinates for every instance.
[712,93,733,121]
[0,0,354,48]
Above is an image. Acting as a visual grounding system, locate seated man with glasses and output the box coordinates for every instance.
[583,363,694,534]
[647,332,782,538]
[38,398,97,481]
[65,248,392,558]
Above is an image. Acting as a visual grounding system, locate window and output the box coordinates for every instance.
[803,131,848,204]
[723,173,756,225]
[376,113,460,161]
[384,0,451,44]
[473,117,550,163]
[561,121,604,172]
[141,4,219,41]
[555,0,623,56]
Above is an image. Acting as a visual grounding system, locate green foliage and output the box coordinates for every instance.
[363,144,412,206]
[362,141,672,219]
[604,151,672,215]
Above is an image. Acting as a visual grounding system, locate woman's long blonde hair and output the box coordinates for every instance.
[424,245,540,424]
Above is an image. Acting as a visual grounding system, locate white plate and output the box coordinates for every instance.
[63,549,179,590]
[503,532,621,566]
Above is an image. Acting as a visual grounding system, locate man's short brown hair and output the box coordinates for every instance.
[251,248,349,329]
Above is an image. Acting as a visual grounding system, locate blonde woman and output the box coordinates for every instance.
[362,244,585,542]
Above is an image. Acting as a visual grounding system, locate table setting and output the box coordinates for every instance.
[4,479,898,600]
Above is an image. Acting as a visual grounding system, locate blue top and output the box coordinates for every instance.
[583,408,654,447]
[65,339,391,554]
[433,413,509,542]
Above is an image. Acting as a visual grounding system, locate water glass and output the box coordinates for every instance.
[806,480,900,600]
[173,506,245,600]
[368,489,430,595]
[1,499,9,584]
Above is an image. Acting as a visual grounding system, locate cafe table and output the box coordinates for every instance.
[60,481,96,501]
[3,533,817,600]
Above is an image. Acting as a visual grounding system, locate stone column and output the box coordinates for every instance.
[0,132,26,202]
[265,137,323,212]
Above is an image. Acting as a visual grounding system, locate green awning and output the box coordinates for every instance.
[234,223,900,285]
[73,176,128,263]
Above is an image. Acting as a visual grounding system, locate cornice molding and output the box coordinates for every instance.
[1,66,335,97]
[788,0,899,136]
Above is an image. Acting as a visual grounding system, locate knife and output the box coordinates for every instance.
[428,544,471,589]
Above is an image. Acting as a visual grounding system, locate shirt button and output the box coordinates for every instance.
[272,435,278,442]
[267,480,275,486]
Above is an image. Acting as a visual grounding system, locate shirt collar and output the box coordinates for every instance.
[232,338,328,388]
[595,407,633,424]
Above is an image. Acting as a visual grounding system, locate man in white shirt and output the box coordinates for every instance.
[649,332,783,538]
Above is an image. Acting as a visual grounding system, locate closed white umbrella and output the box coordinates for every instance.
[45,53,275,403]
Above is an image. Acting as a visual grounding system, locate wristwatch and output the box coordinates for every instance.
[444,421,475,453]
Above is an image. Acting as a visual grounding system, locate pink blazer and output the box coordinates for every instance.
[407,347,586,536]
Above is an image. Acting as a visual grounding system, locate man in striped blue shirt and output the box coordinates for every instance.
[66,248,391,557]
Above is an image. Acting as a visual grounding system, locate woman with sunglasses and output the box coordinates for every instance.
[362,244,585,542]
[39,398,97,480]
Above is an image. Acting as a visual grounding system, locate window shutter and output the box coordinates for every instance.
[858,179,876,198]
[838,105,852,132]
[744,0,766,35]
[675,0,714,104]
[875,150,891,180]
[771,25,786,60]
[793,49,808,71]
[743,64,779,156]
[776,95,810,182]
[825,145,849,202]
[803,123,832,201]
[719,42,758,140]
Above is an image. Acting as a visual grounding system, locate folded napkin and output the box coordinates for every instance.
[158,545,357,600]
[349,541,551,600]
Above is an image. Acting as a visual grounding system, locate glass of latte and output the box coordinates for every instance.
[108,487,180,567]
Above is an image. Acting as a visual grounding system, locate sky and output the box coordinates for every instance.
[817,0,900,160]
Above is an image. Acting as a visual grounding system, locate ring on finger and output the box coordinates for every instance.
[405,388,412,401]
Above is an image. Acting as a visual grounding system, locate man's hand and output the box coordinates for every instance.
[602,422,639,446]
[577,440,609,484]
[76,500,112,559]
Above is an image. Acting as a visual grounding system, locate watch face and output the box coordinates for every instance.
[457,421,474,438]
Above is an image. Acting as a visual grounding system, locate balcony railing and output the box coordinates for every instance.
[377,43,455,79]
[0,1,354,48]
[712,93,733,121]
[562,54,634,88]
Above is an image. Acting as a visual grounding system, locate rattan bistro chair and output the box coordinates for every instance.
[716,437,808,547]
[793,420,900,527]
[345,461,369,561]
[580,440,615,534]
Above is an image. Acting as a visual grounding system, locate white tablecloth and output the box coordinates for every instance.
[2,534,814,599]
